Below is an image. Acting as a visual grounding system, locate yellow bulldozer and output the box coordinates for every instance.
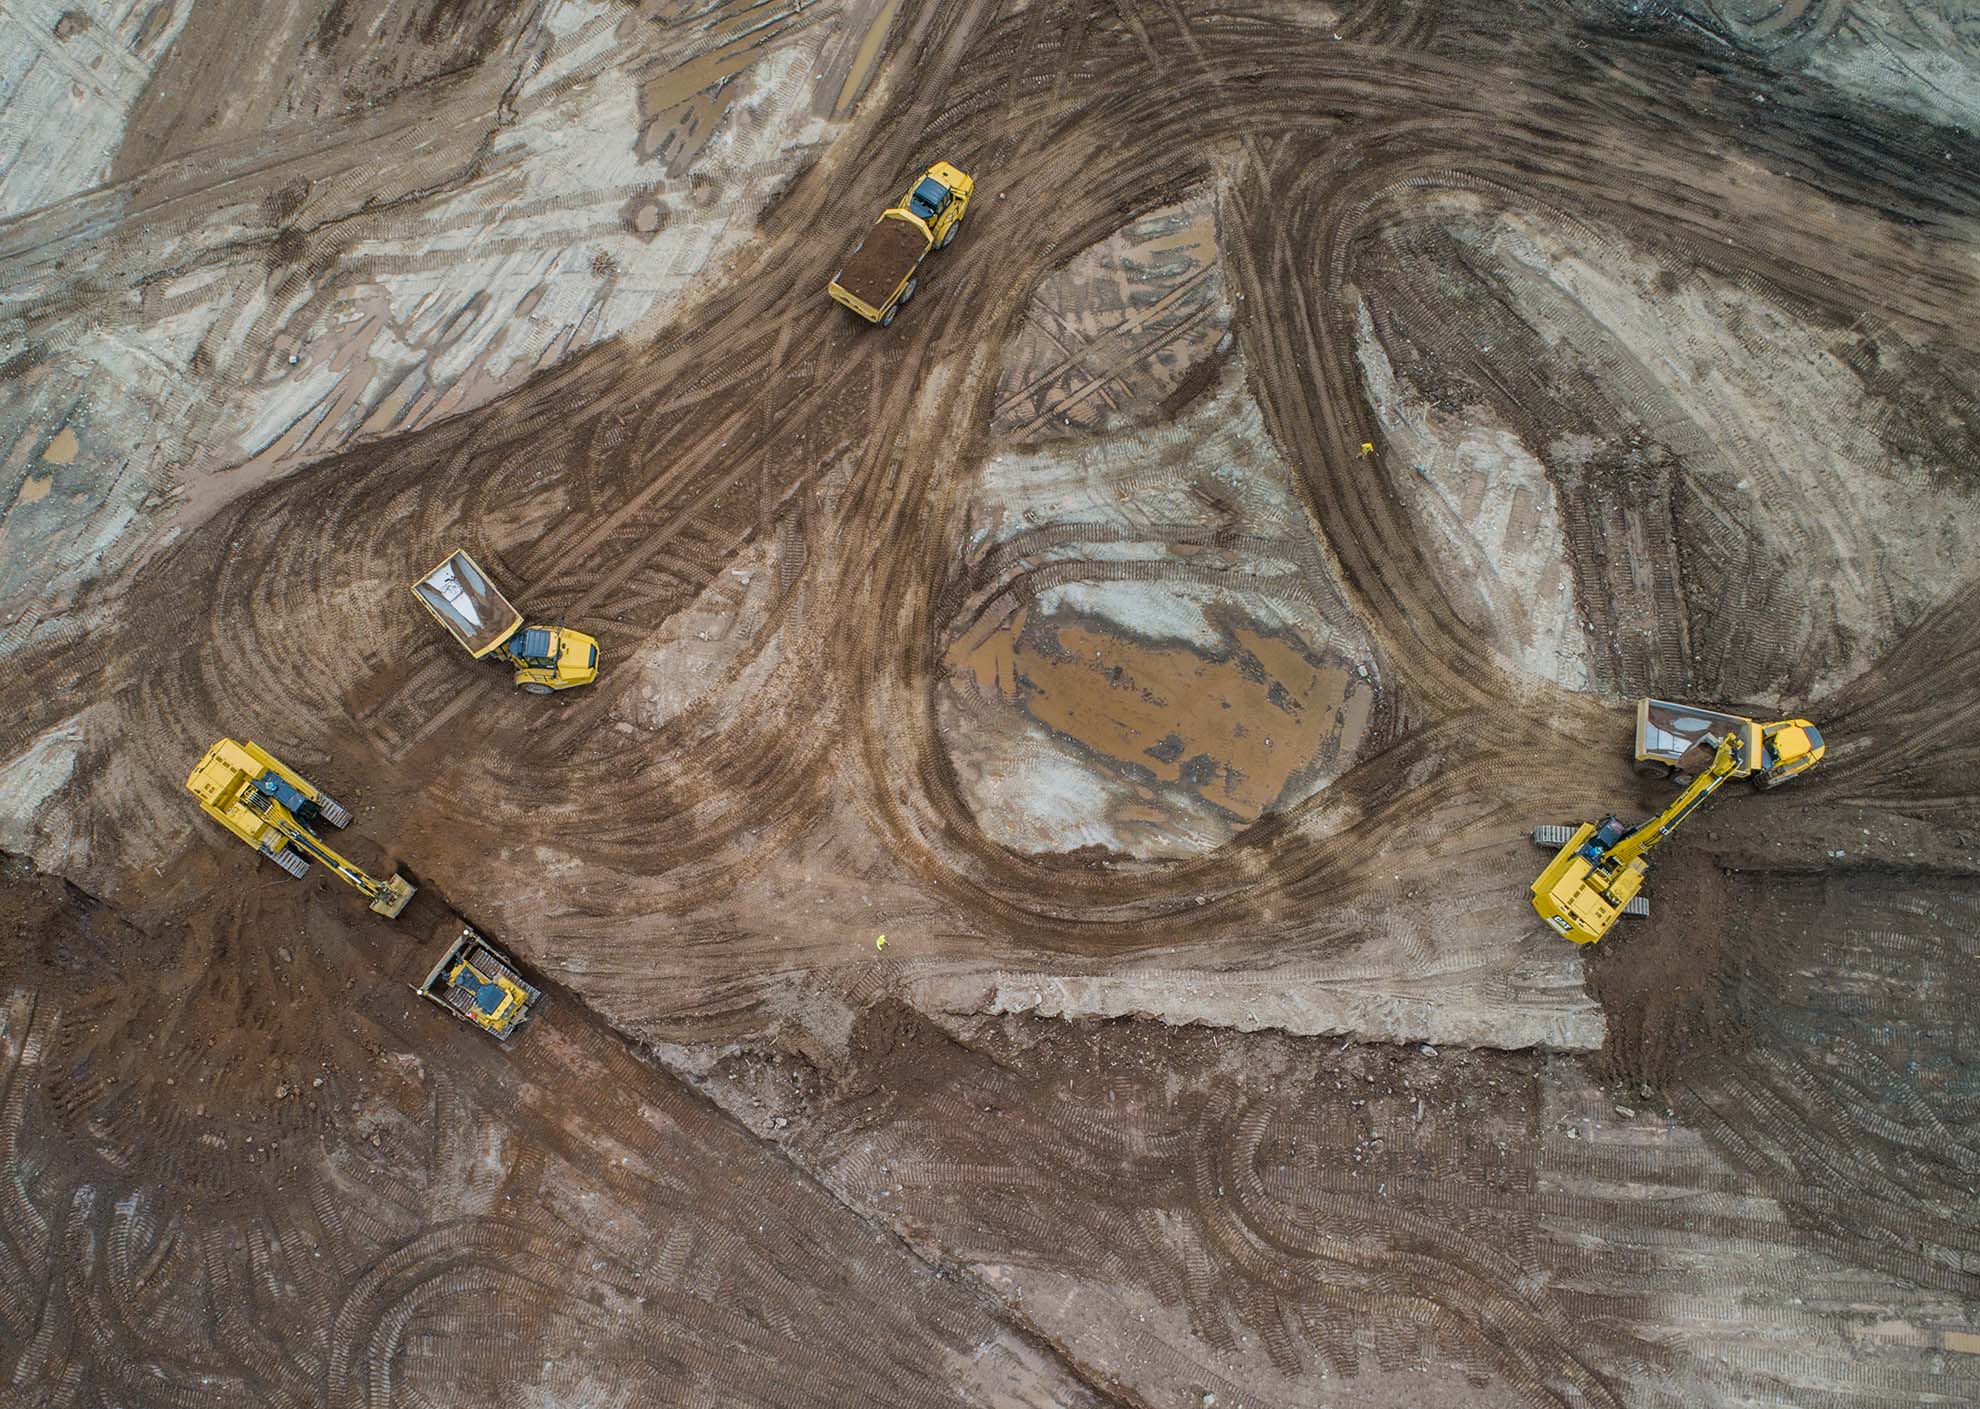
[414,927,544,1043]
[186,739,415,917]
[411,549,598,694]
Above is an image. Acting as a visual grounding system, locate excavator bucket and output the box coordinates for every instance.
[411,549,524,660]
[369,874,417,919]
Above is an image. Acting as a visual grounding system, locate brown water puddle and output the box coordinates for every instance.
[41,427,80,465]
[949,604,1372,822]
[833,0,903,117]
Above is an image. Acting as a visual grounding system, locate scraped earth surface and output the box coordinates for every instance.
[5,0,1980,1404]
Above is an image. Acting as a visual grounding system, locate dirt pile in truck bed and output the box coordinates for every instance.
[833,213,927,310]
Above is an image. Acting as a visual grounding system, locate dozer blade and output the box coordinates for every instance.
[1532,824,1579,849]
[368,874,417,919]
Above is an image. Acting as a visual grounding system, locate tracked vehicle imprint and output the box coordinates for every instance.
[3,0,1979,1405]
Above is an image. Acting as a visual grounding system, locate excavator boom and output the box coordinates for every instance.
[1604,734,1742,868]
[1530,734,1743,945]
[267,818,415,916]
[187,739,415,918]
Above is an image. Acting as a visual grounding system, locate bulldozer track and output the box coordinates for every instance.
[6,1,1980,1404]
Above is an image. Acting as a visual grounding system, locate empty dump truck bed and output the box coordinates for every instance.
[411,550,523,659]
[1635,698,1763,777]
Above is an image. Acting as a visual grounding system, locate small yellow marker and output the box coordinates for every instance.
[1360,441,1375,455]
[875,934,888,951]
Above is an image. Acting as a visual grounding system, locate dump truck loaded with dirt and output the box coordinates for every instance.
[828,161,974,326]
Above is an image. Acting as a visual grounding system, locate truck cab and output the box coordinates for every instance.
[498,624,600,695]
[901,161,971,248]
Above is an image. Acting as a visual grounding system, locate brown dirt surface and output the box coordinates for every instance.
[5,0,1980,1402]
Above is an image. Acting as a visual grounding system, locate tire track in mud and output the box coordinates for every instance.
[0,861,1114,1409]
[841,7,1980,949]
[1671,869,1980,1297]
[8,4,1980,1399]
[713,1005,1976,1407]
[1,0,1974,962]
[9,0,1979,951]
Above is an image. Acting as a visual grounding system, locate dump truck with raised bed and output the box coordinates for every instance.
[411,548,598,694]
[187,738,415,917]
[1530,730,1747,945]
[827,161,973,327]
[1633,697,1824,789]
[415,928,543,1042]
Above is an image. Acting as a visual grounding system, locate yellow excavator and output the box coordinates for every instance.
[186,739,415,917]
[411,549,598,694]
[1530,730,1749,946]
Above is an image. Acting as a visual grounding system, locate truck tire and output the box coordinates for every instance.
[939,221,959,249]
[520,682,554,696]
[1632,760,1674,781]
[880,304,897,327]
[899,277,916,305]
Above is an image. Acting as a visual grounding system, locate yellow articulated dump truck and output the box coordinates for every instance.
[827,161,973,327]
[186,739,415,917]
[411,549,598,694]
[1632,697,1824,789]
[415,928,543,1043]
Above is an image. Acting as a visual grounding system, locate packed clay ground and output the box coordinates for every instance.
[3,2,1978,1405]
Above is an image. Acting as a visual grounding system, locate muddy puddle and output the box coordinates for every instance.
[948,602,1373,825]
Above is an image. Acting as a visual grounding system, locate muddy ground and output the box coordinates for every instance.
[3,1,1979,1405]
